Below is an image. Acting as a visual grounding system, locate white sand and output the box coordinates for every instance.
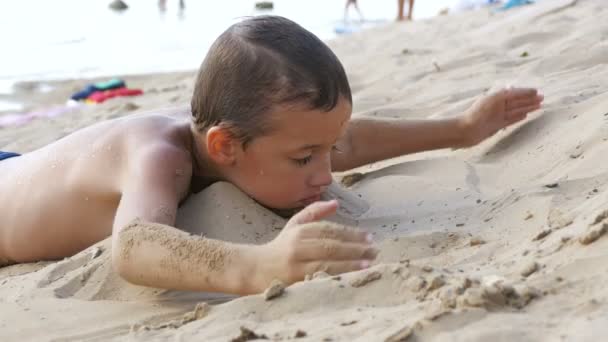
[3,0,608,340]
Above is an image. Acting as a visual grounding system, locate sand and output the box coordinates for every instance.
[2,0,608,340]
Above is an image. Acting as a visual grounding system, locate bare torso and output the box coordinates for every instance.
[0,111,194,262]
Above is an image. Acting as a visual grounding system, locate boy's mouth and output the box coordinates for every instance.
[300,193,322,206]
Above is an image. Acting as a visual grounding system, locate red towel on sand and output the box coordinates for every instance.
[86,88,143,103]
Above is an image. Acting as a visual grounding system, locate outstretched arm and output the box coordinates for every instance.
[331,87,543,171]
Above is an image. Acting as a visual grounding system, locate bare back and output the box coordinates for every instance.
[0,111,193,263]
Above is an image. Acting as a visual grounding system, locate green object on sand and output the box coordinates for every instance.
[255,1,274,10]
[94,78,125,91]
[109,0,128,11]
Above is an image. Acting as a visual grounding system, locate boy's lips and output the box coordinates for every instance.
[300,194,322,205]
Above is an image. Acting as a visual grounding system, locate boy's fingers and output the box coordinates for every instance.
[302,259,371,276]
[295,240,378,261]
[286,200,338,228]
[299,224,371,243]
[507,88,539,100]
[506,104,541,120]
[507,96,543,111]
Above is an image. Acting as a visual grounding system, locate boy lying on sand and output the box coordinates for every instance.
[0,16,543,294]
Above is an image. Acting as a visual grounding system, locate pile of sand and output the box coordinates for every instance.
[2,0,608,340]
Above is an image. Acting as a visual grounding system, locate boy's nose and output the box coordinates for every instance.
[309,156,333,188]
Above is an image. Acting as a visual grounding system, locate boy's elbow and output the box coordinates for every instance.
[331,156,357,173]
[331,150,355,172]
[111,224,145,286]
[111,240,139,285]
[331,139,357,172]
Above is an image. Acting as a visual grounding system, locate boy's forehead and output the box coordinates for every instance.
[269,100,352,137]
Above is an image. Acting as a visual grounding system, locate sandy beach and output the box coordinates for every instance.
[2,0,608,340]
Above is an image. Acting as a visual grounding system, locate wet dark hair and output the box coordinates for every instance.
[191,15,352,147]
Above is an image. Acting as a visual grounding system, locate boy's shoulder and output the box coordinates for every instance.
[112,113,194,200]
[126,115,192,163]
[116,111,194,181]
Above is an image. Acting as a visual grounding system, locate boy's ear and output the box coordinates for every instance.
[206,126,239,165]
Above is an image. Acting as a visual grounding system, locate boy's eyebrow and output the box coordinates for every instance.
[297,144,321,150]
[295,138,341,151]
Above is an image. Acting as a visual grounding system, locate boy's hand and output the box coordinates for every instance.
[459,88,544,147]
[255,200,377,290]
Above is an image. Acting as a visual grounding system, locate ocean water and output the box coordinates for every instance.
[0,0,467,110]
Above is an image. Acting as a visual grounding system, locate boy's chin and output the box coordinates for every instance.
[257,197,324,219]
[267,207,302,219]
[255,201,304,219]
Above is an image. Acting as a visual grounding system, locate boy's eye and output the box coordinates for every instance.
[292,155,312,166]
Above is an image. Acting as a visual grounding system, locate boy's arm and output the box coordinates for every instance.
[112,144,376,295]
[111,143,261,294]
[332,88,543,171]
